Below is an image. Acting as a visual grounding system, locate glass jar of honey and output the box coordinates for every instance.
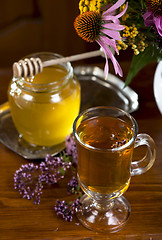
[8,52,81,150]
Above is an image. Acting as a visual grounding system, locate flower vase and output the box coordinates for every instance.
[153,61,162,114]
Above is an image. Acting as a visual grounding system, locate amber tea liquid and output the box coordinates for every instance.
[76,116,134,198]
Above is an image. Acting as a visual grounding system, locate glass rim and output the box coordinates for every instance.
[13,52,73,92]
[73,106,138,152]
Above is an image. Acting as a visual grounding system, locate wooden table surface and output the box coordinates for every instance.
[0,61,162,240]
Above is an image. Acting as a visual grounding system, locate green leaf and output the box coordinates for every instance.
[124,45,160,87]
[60,167,66,175]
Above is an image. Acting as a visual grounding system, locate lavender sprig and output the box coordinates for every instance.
[39,154,71,185]
[14,134,78,205]
[14,163,43,204]
[67,176,81,195]
[65,134,77,165]
[54,199,82,222]
[14,154,72,204]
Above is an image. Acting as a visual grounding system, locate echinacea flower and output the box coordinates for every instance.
[146,0,162,16]
[74,0,128,78]
[143,0,162,37]
[143,10,162,37]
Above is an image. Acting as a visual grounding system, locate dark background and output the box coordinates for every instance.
[0,0,92,67]
[0,0,132,66]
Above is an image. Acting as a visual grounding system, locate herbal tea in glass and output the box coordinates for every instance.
[73,106,156,232]
[76,115,134,198]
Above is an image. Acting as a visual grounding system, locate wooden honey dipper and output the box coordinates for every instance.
[13,49,104,78]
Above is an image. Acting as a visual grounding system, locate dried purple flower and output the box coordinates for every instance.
[14,153,72,204]
[67,176,80,194]
[111,139,127,148]
[39,154,71,185]
[14,163,43,204]
[72,198,82,212]
[54,200,73,222]
[54,198,82,222]
[65,134,78,165]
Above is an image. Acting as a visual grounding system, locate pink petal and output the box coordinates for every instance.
[97,39,123,77]
[103,0,126,16]
[153,16,162,37]
[102,1,128,21]
[107,49,123,77]
[105,47,123,76]
[112,2,128,19]
[143,10,162,36]
[102,23,125,31]
[113,19,120,25]
[104,54,109,79]
[143,10,152,21]
[101,28,121,40]
[100,36,119,54]
[97,40,109,79]
[100,35,118,54]
[143,10,154,27]
[103,15,120,21]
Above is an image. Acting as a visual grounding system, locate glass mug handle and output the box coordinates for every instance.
[131,133,156,176]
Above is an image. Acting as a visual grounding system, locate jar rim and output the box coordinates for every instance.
[13,52,73,93]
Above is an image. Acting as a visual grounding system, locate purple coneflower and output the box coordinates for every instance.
[143,0,162,37]
[74,0,128,78]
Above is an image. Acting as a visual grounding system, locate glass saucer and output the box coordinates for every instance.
[0,102,65,159]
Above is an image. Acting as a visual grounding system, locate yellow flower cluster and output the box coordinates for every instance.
[132,34,148,55]
[120,4,129,21]
[79,0,108,14]
[117,40,128,51]
[123,25,138,39]
[117,25,148,55]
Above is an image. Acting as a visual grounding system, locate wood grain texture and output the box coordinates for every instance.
[0,61,162,240]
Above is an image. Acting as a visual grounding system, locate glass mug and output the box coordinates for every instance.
[8,52,80,153]
[73,106,156,232]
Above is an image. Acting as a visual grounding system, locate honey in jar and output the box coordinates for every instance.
[8,52,81,148]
